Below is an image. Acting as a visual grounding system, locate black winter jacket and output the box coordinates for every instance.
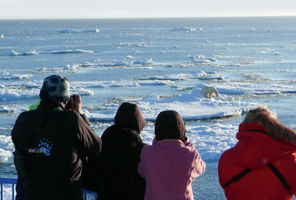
[98,102,147,200]
[11,102,102,200]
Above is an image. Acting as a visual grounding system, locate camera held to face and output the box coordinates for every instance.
[65,94,81,113]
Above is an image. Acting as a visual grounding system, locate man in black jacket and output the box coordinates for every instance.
[11,75,102,200]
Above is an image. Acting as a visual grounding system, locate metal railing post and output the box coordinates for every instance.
[0,178,98,200]
[1,182,3,200]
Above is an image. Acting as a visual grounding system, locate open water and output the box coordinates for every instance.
[0,17,296,199]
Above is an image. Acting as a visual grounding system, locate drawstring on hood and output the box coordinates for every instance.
[155,110,186,141]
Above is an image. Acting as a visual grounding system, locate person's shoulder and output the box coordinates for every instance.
[102,126,139,138]
[101,125,116,138]
[17,110,30,118]
[121,128,140,138]
[175,141,201,159]
[141,144,153,153]
[20,109,37,116]
[16,110,39,121]
[219,147,235,165]
[52,111,90,129]
[61,110,83,121]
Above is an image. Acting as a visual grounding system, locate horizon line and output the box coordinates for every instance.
[1,15,296,20]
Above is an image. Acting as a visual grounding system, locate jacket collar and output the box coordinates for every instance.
[237,122,265,140]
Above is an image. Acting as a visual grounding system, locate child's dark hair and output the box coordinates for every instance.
[155,110,186,141]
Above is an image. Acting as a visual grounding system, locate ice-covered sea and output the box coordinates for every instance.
[0,17,296,199]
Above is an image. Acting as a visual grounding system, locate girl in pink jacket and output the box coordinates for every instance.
[138,110,206,200]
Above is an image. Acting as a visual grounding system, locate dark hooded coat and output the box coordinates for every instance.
[11,101,102,200]
[98,102,147,200]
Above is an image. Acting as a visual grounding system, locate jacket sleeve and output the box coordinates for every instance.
[185,140,206,178]
[80,114,91,126]
[11,112,30,152]
[11,112,32,198]
[137,148,146,178]
[282,152,296,195]
[73,112,102,157]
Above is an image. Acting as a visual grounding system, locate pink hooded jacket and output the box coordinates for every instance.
[138,138,206,200]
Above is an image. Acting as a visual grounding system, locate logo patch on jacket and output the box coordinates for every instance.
[27,138,53,157]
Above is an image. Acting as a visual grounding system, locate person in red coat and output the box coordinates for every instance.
[218,106,296,200]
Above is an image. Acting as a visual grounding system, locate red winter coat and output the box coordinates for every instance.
[218,122,296,200]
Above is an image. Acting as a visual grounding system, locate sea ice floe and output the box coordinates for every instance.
[0,72,32,80]
[11,50,39,56]
[86,87,253,122]
[57,28,100,33]
[10,49,94,57]
[187,55,217,64]
[36,64,80,73]
[90,58,154,67]
[0,135,14,163]
[0,106,15,113]
[51,49,94,54]
[207,81,296,95]
[171,27,203,32]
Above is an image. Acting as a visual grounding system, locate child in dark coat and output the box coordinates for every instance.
[97,102,147,200]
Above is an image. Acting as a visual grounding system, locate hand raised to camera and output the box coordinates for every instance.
[72,94,82,113]
[65,94,82,113]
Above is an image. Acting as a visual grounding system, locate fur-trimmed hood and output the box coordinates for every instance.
[242,106,296,145]
[235,122,296,169]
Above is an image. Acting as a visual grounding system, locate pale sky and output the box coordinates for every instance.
[0,0,295,19]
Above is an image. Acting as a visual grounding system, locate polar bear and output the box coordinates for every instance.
[201,86,219,98]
